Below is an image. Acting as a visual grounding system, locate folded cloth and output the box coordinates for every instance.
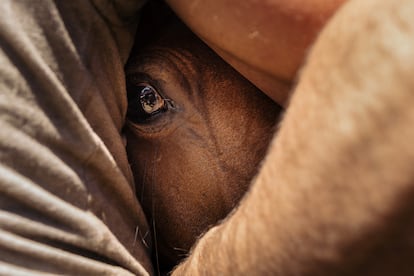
[0,0,152,274]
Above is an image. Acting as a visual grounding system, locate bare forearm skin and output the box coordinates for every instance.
[173,0,414,274]
[166,0,346,106]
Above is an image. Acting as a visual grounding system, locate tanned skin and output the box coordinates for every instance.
[165,0,346,106]
[169,0,414,275]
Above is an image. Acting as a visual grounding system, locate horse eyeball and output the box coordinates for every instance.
[140,85,165,114]
[127,83,168,123]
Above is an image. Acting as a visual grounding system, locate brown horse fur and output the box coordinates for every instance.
[124,14,282,271]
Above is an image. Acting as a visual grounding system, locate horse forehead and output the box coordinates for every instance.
[129,46,202,75]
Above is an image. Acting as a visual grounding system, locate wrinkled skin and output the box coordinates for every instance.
[124,20,282,270]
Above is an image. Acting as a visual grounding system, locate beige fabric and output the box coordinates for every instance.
[0,0,152,275]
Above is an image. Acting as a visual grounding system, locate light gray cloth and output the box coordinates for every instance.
[0,0,152,275]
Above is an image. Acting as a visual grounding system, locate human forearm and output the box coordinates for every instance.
[165,0,346,106]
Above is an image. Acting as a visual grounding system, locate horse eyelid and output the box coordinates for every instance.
[128,73,164,94]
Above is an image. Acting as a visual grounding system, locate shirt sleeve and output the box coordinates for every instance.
[0,0,152,274]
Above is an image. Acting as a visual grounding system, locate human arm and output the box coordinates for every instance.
[165,0,346,106]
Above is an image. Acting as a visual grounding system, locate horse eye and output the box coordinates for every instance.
[139,85,165,114]
[127,84,167,123]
